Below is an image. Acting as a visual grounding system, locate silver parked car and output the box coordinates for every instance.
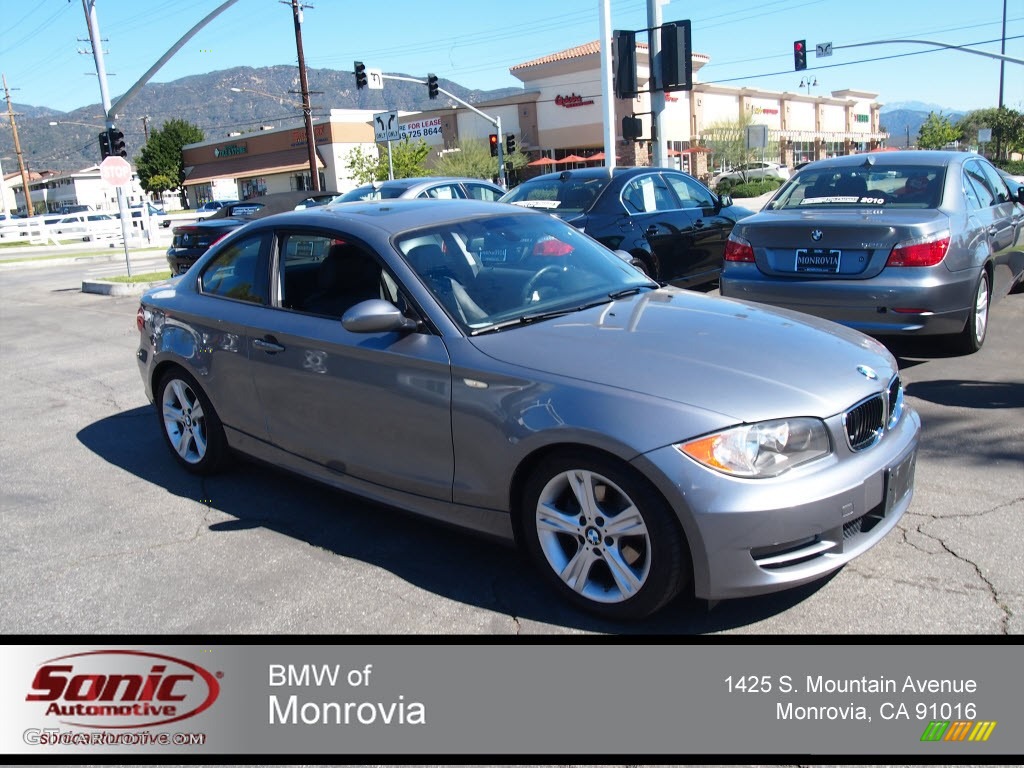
[334,176,505,203]
[137,199,919,619]
[721,151,1024,353]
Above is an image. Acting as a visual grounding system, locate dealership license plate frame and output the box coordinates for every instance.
[884,448,916,515]
[795,247,841,273]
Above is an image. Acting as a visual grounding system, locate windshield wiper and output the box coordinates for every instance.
[608,284,655,299]
[472,298,615,335]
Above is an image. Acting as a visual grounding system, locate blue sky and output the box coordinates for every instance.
[2,0,1022,116]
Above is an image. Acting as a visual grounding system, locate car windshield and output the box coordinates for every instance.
[335,185,409,203]
[394,212,654,333]
[500,177,609,218]
[768,164,946,210]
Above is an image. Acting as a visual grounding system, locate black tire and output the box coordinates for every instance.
[155,367,228,474]
[520,450,690,620]
[950,271,990,354]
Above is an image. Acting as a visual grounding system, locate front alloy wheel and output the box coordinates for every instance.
[522,452,689,619]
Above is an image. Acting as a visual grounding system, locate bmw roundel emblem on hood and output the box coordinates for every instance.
[811,229,823,241]
[857,365,879,380]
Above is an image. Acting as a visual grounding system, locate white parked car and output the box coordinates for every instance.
[713,162,790,188]
[52,212,122,241]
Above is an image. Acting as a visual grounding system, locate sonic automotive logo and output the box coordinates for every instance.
[25,650,220,729]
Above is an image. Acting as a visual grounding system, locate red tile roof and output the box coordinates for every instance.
[511,40,648,71]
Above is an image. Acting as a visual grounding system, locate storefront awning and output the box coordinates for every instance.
[183,147,324,186]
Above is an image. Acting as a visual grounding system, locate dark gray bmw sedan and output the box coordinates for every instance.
[137,199,919,619]
[721,151,1024,354]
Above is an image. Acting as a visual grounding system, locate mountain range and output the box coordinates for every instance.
[1,65,971,171]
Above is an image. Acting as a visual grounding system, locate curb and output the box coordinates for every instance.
[81,279,166,297]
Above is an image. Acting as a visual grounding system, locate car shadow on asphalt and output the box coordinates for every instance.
[78,406,832,635]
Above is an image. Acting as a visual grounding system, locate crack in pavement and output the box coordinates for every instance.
[896,496,1022,634]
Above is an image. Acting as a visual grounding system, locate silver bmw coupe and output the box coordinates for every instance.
[137,199,920,619]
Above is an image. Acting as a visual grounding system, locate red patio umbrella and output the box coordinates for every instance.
[556,154,587,164]
[527,156,557,166]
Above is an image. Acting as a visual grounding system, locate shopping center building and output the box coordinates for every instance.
[176,39,887,200]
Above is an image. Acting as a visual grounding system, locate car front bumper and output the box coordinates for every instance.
[636,404,920,600]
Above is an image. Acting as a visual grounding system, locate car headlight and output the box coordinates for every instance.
[677,417,831,478]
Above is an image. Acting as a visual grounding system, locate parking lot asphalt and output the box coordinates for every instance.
[0,245,1020,635]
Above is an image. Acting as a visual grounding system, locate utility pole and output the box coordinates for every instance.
[2,73,34,216]
[140,115,150,141]
[285,0,320,190]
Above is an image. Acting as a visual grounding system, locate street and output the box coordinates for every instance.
[1,252,1021,635]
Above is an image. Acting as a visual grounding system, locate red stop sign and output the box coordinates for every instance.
[99,156,132,187]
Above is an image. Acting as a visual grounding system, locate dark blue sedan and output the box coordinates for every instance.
[501,166,754,286]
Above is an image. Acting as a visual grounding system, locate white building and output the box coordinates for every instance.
[6,164,150,215]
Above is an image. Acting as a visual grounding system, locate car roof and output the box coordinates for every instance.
[521,166,682,183]
[255,198,533,237]
[207,191,338,220]
[801,150,974,170]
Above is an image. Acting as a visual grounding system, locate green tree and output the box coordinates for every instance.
[345,138,431,183]
[700,112,779,180]
[433,139,528,181]
[917,112,962,150]
[135,119,204,197]
[956,107,1024,160]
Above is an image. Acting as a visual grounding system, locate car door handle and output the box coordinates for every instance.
[253,337,285,354]
[645,225,660,236]
[693,219,706,229]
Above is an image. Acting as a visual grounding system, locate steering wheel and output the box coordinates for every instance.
[521,265,567,303]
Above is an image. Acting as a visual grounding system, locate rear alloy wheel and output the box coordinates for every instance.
[157,368,227,474]
[952,271,990,354]
[521,451,689,620]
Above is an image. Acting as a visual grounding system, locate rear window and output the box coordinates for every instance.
[502,177,609,215]
[769,165,945,210]
[335,186,408,203]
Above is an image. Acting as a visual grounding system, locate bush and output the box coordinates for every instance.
[996,160,1024,176]
[725,179,782,198]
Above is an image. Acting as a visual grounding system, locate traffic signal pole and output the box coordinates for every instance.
[378,74,506,186]
[81,0,132,275]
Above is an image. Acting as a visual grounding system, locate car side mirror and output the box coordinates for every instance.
[717,193,733,209]
[342,299,420,333]
[1012,184,1024,204]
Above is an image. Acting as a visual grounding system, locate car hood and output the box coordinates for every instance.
[471,288,897,424]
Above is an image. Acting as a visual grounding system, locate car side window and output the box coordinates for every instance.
[621,175,676,213]
[420,184,460,200]
[276,231,392,319]
[199,234,269,304]
[465,183,502,202]
[977,160,1011,204]
[963,162,997,208]
[664,173,715,209]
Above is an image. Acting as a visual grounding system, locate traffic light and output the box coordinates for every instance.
[505,134,516,154]
[660,20,693,92]
[427,73,439,100]
[354,61,367,90]
[793,40,807,71]
[98,130,112,159]
[622,116,642,142]
[109,128,126,158]
[612,30,637,99]
[489,134,498,157]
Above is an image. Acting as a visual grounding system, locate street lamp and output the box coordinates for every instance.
[49,120,106,129]
[229,84,320,191]
[799,77,818,95]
